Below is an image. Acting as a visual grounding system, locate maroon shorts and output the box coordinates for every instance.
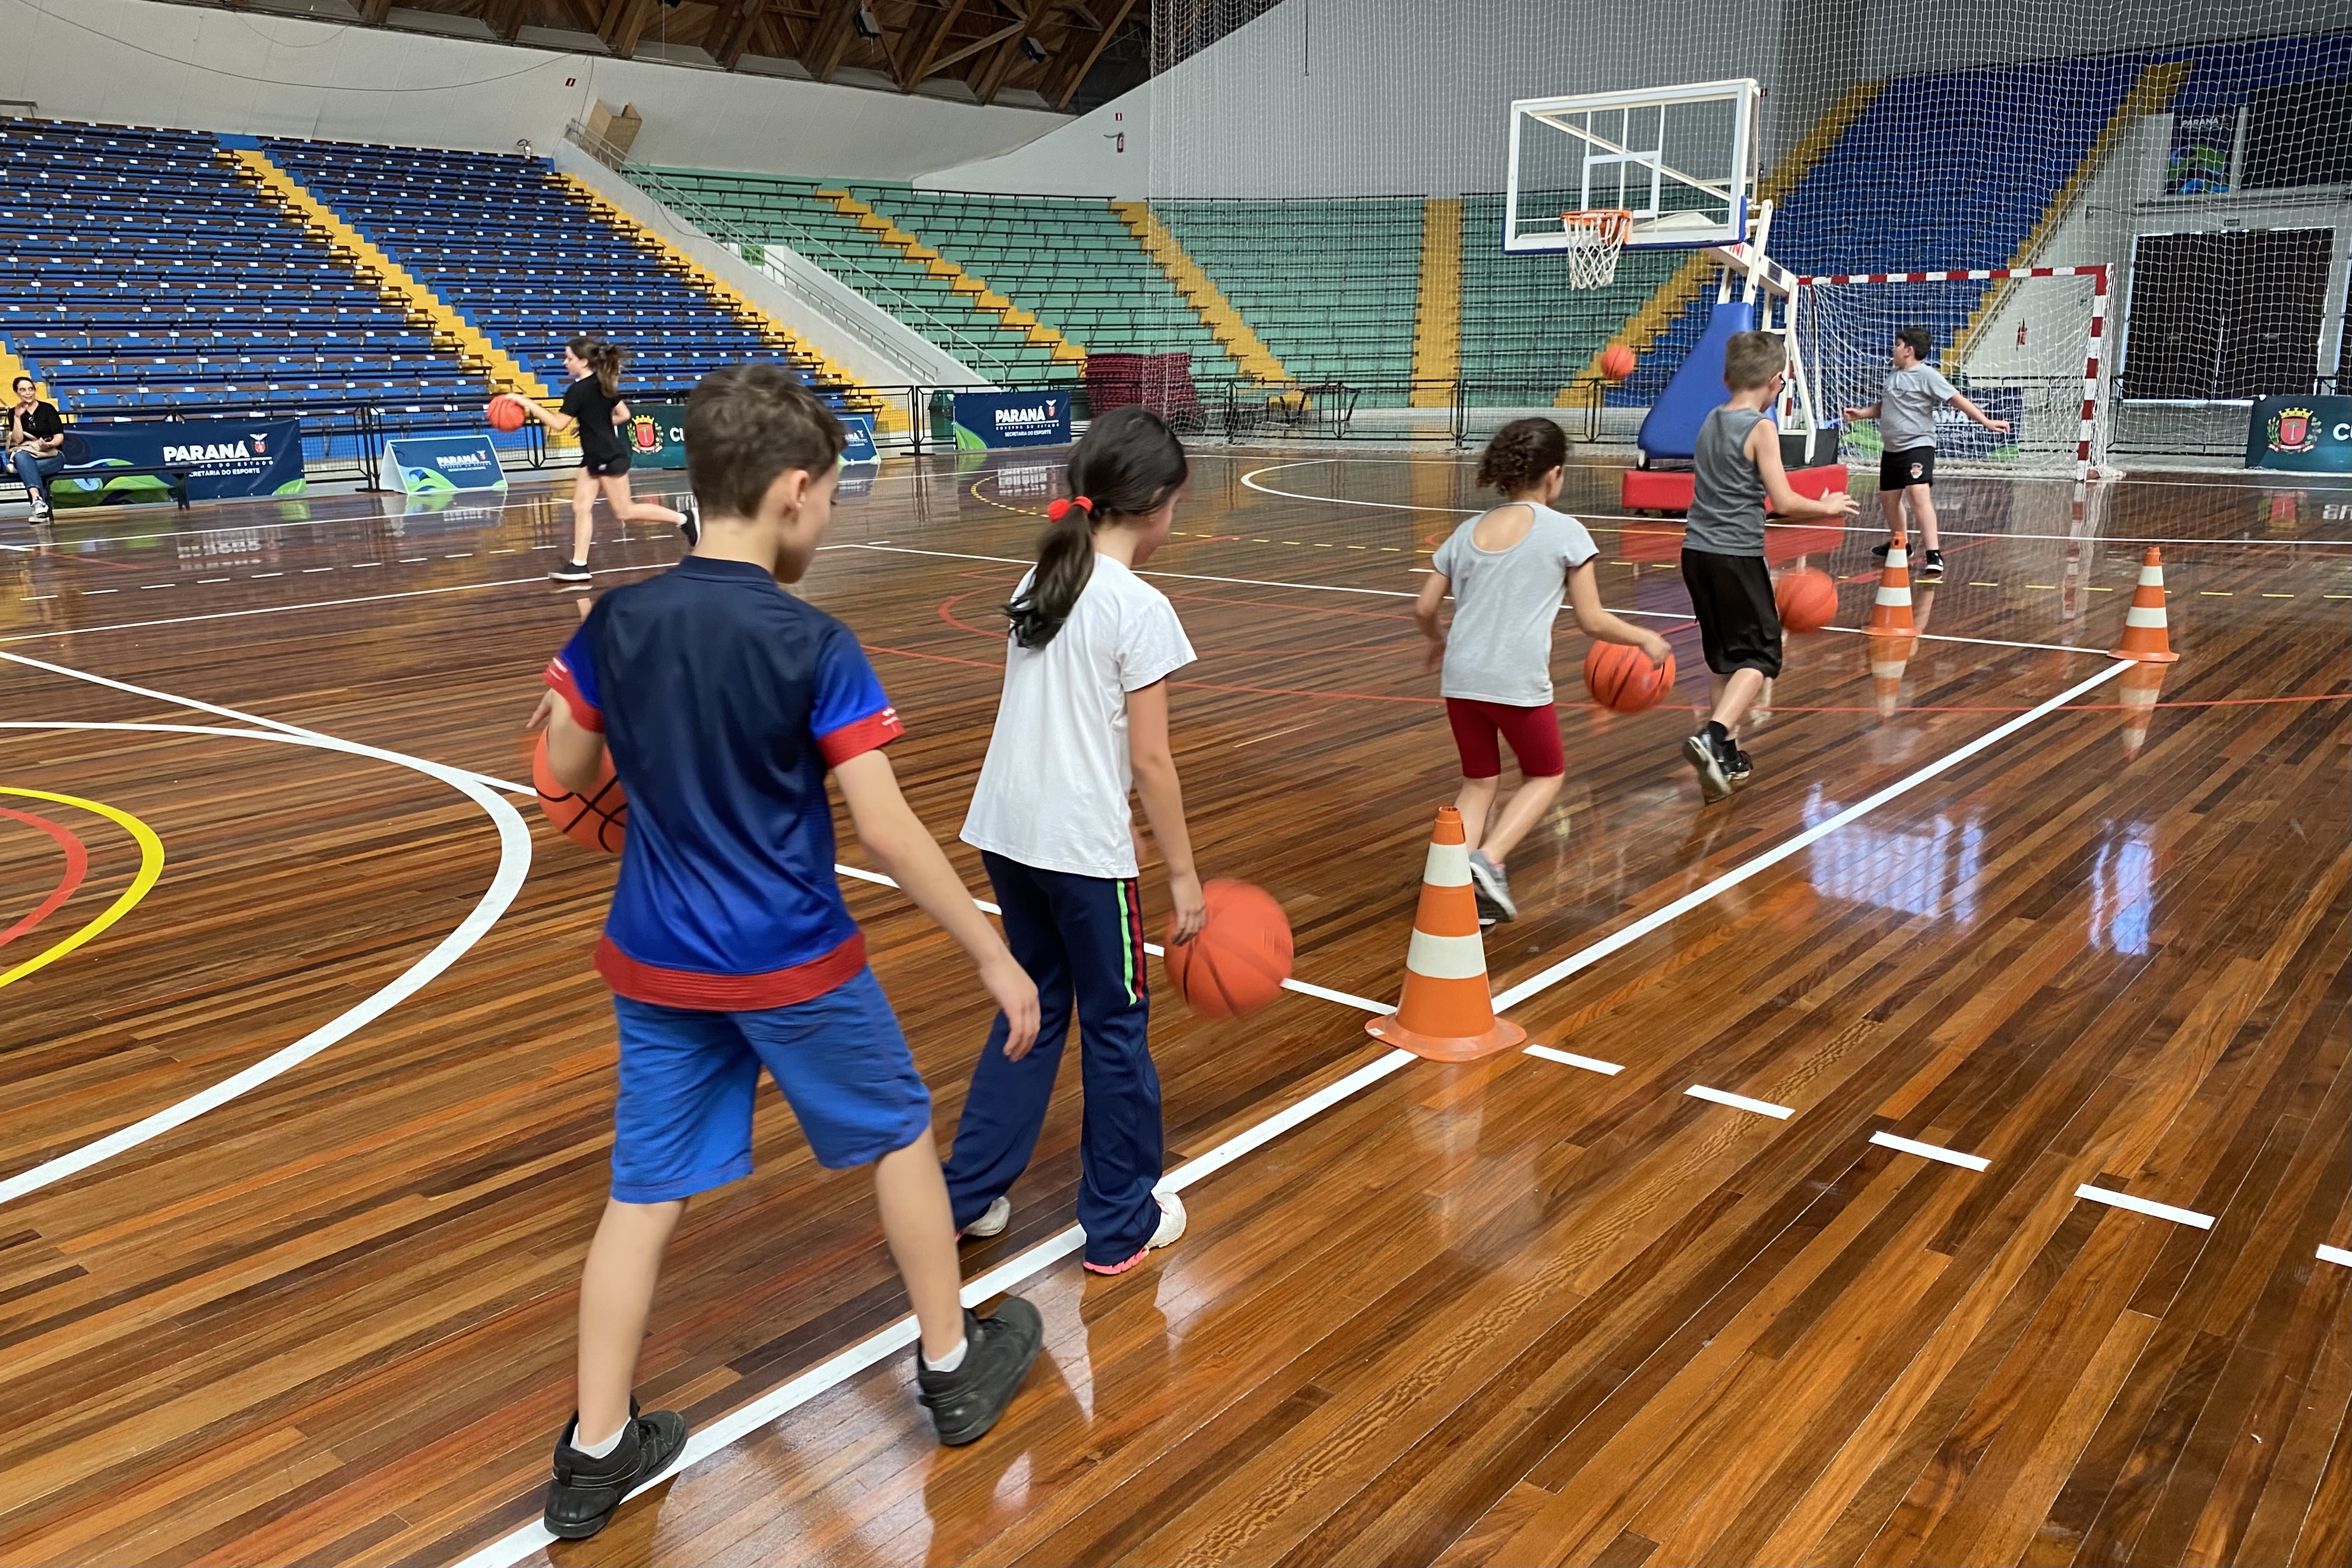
[1445,698,1565,780]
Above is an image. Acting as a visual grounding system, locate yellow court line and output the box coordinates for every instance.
[0,786,165,991]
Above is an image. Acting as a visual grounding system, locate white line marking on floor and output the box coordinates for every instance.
[1489,658,2132,1010]
[83,588,115,594]
[302,566,335,574]
[0,721,529,1208]
[2319,1244,2352,1268]
[1525,1044,1625,1075]
[250,572,280,578]
[2075,1183,2214,1230]
[140,584,170,590]
[197,578,229,584]
[450,1048,1417,1568]
[1686,1084,1795,1119]
[1869,1130,1990,1171]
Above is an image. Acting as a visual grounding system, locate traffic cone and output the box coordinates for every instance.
[1863,530,1916,636]
[1366,806,1526,1062]
[2110,547,2180,663]
[1869,631,1916,716]
[2116,660,2167,759]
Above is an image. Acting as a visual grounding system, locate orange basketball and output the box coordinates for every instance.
[486,393,530,432]
[1163,879,1293,1019]
[1775,568,1840,633]
[1599,344,1636,382]
[529,731,626,853]
[1584,641,1676,713]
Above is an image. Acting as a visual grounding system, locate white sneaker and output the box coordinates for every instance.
[959,1195,1010,1239]
[1082,1192,1186,1275]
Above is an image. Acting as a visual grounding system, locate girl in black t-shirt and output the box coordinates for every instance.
[512,335,685,582]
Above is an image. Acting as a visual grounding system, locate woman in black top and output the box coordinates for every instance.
[512,335,685,582]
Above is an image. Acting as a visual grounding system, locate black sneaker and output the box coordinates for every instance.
[542,1405,689,1541]
[1870,541,1891,562]
[1467,848,1516,923]
[1916,549,1945,581]
[678,495,700,549]
[549,560,591,584]
[915,1298,1043,1447]
[1726,747,1755,792]
[1684,732,1732,804]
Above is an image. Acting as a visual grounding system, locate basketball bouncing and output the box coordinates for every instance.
[1775,568,1840,633]
[1163,880,1294,1018]
[529,731,627,854]
[1584,642,1675,714]
[1599,344,1636,382]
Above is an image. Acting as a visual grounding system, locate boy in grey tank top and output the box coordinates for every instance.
[1680,331,1859,803]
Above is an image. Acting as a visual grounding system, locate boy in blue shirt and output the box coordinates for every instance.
[530,364,1045,1539]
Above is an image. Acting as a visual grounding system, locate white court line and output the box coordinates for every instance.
[2075,1183,2214,1230]
[1686,1084,1795,1120]
[2319,1244,2352,1268]
[1525,1044,1625,1075]
[0,722,530,1208]
[1489,657,2133,1010]
[1869,1130,1991,1171]
[452,1047,1419,1568]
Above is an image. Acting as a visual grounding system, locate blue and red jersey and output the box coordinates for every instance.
[544,555,903,1009]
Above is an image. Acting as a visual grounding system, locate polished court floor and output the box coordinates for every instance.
[1,449,2346,1567]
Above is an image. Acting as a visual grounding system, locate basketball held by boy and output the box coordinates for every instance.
[1682,331,1860,803]
[1414,417,1670,925]
[523,363,1047,1540]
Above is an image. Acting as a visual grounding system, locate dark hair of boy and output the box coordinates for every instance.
[1005,405,1188,650]
[1722,330,1787,392]
[685,363,846,520]
[1896,325,1933,359]
[1475,417,1569,494]
[568,333,628,397]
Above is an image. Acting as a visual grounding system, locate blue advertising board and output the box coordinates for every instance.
[51,417,305,509]
[384,433,509,494]
[951,391,1071,449]
[619,403,686,471]
[841,413,879,464]
[2245,395,2351,474]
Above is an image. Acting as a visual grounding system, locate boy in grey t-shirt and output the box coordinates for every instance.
[1841,325,2011,581]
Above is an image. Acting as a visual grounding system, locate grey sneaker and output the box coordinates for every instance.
[915,1299,1044,1446]
[960,1195,1009,1239]
[542,1405,689,1541]
[1685,732,1732,803]
[1467,848,1516,923]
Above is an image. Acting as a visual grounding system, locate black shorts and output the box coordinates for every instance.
[1680,549,1783,679]
[582,451,632,478]
[1879,446,1935,491]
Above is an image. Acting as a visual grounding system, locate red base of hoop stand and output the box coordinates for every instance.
[1622,463,1848,515]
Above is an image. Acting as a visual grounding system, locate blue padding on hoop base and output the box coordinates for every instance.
[1636,299,1754,464]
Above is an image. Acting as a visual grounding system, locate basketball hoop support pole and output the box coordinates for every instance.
[1699,203,1824,450]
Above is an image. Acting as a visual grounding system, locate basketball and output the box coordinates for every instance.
[1775,568,1840,633]
[1600,344,1636,382]
[528,731,627,853]
[486,393,529,432]
[1584,641,1676,712]
[1163,879,1294,1018]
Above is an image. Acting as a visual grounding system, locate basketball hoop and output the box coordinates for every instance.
[1559,209,1632,290]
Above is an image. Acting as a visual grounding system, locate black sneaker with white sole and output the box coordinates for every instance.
[1726,747,1755,792]
[678,496,701,549]
[1467,848,1517,923]
[915,1298,1044,1447]
[1870,541,1891,562]
[542,1404,689,1541]
[1684,731,1733,803]
[549,560,591,584]
[1915,549,1945,581]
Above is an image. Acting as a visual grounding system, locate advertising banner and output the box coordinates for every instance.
[951,391,1072,449]
[621,403,686,471]
[2166,109,2237,195]
[841,413,879,465]
[383,433,509,494]
[50,417,305,509]
[2245,395,2351,473]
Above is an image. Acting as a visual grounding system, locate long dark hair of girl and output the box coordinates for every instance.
[569,333,626,398]
[1005,406,1187,649]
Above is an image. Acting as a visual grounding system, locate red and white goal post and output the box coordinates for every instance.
[1794,265,2114,482]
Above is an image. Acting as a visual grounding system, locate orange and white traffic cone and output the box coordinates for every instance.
[2110,546,2180,663]
[1366,806,1526,1063]
[2116,660,2167,758]
[1863,529,1916,636]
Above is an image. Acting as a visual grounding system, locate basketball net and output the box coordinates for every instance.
[1559,209,1632,290]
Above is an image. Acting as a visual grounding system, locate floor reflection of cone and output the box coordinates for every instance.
[2112,546,2180,663]
[1870,632,1916,717]
[1367,806,1526,1063]
[2117,660,2167,758]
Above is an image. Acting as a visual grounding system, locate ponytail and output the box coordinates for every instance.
[569,333,627,398]
[1004,406,1188,649]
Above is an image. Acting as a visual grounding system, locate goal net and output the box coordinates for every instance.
[1798,268,2114,480]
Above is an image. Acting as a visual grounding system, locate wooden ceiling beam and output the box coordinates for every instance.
[709,0,773,68]
[1048,0,1132,109]
[357,0,394,23]
[803,0,865,82]
[970,0,1050,104]
[899,0,970,91]
[609,0,658,58]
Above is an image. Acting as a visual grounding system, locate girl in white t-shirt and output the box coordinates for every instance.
[947,407,1204,1275]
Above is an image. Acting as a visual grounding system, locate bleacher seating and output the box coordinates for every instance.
[0,121,477,429]
[264,139,832,399]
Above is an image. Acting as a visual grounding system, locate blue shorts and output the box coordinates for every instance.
[609,967,932,1203]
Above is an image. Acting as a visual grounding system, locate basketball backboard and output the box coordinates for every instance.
[1504,79,1761,254]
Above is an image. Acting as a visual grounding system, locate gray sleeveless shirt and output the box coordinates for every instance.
[1685,405,1771,556]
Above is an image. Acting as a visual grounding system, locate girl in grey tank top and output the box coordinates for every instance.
[1685,405,1771,556]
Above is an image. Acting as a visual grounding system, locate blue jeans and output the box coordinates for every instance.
[944,851,1161,1267]
[13,449,63,507]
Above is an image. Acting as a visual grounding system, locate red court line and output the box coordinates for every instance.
[0,806,90,949]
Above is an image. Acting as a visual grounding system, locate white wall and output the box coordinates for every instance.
[0,0,1063,180]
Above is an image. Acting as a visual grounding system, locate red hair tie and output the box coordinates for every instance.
[1046,495,1093,522]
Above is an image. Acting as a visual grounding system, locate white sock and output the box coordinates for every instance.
[922,1336,968,1373]
[572,1421,627,1459]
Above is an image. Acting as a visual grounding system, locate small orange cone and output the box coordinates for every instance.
[1863,530,1916,636]
[2110,547,2180,663]
[2116,660,2167,758]
[1367,807,1526,1062]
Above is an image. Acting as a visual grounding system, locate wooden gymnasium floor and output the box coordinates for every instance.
[1,448,2347,1568]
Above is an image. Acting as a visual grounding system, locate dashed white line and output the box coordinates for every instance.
[445,552,472,559]
[140,584,172,591]
[1525,1044,1625,1075]
[2075,1184,2214,1230]
[83,588,116,595]
[1869,1130,1990,1171]
[1685,1084,1794,1120]
[251,572,281,579]
[302,566,335,574]
[397,557,428,563]
[349,562,381,569]
[197,577,230,584]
